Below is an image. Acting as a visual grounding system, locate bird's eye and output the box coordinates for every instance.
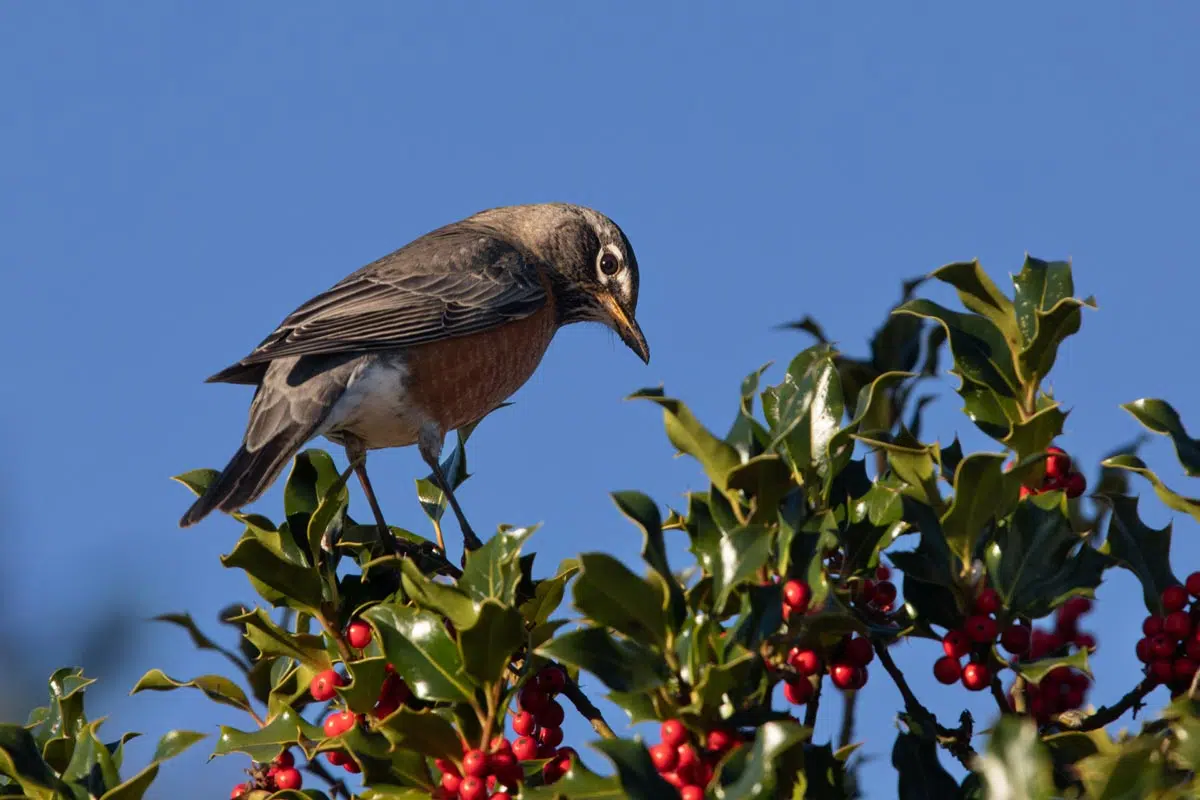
[599,251,620,276]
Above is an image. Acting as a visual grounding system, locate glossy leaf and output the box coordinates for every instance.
[589,738,677,799]
[459,526,535,605]
[338,657,392,713]
[518,755,624,799]
[0,724,64,795]
[62,721,120,796]
[149,730,206,763]
[214,710,321,761]
[399,559,479,630]
[228,607,332,671]
[1122,398,1200,477]
[714,721,809,797]
[1102,454,1200,523]
[1010,257,1095,385]
[630,387,742,491]
[536,627,667,693]
[457,600,524,683]
[376,708,462,762]
[572,553,667,647]
[220,530,324,613]
[1013,647,1091,685]
[1098,494,1179,614]
[973,715,1054,800]
[519,560,580,627]
[362,604,476,703]
[129,669,252,714]
[97,763,158,800]
[939,453,1011,564]
[931,260,1020,347]
[893,299,1018,396]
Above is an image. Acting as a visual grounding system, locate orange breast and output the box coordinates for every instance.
[403,301,559,434]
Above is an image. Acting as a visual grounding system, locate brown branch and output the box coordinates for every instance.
[838,687,858,749]
[562,677,617,739]
[874,641,977,769]
[804,676,823,729]
[1058,679,1154,731]
[990,674,1011,714]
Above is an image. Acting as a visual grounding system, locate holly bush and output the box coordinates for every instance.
[6,256,1200,799]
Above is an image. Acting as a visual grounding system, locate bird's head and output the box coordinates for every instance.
[472,203,649,364]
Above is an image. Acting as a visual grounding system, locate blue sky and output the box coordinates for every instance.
[2,3,1199,797]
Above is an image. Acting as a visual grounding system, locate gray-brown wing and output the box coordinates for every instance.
[207,227,546,383]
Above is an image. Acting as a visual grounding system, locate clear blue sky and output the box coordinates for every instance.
[3,4,1198,798]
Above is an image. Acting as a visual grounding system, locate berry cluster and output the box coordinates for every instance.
[1136,575,1200,697]
[1008,597,1096,723]
[933,588,1011,692]
[781,631,874,707]
[1019,446,1087,499]
[647,719,741,799]
[434,666,575,799]
[230,750,301,798]
[850,564,899,621]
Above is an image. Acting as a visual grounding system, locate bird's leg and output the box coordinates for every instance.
[343,438,399,556]
[418,423,484,556]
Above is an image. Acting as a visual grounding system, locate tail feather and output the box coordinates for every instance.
[179,436,304,527]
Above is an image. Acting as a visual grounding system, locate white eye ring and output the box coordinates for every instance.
[598,246,622,277]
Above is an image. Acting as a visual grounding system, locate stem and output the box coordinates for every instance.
[804,676,822,729]
[562,677,616,739]
[1062,679,1154,731]
[479,682,499,748]
[875,641,977,769]
[838,688,858,749]
[990,674,1012,714]
[318,610,354,665]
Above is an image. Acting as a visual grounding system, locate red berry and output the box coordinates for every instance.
[373,696,400,719]
[310,669,346,702]
[1000,623,1032,655]
[675,745,700,782]
[323,710,356,738]
[843,636,875,667]
[649,742,678,772]
[1019,484,1034,499]
[493,794,513,800]
[536,665,568,694]
[783,677,813,705]
[1176,658,1199,681]
[1151,659,1175,684]
[1060,596,1093,621]
[876,563,892,581]
[462,749,488,777]
[1164,585,1190,613]
[961,662,991,691]
[782,580,812,611]
[975,588,1002,615]
[1152,633,1178,659]
[1144,615,1165,636]
[1044,447,1071,480]
[538,726,564,748]
[512,710,536,736]
[537,699,565,729]
[1063,688,1084,710]
[459,776,487,800]
[661,719,688,748]
[542,751,572,784]
[274,767,302,790]
[706,728,738,753]
[942,630,972,659]
[855,579,877,604]
[933,656,962,684]
[345,620,373,649]
[434,758,459,777]
[1187,638,1200,662]
[1074,633,1097,651]
[273,750,295,769]
[325,750,348,766]
[1187,572,1200,598]
[489,750,518,778]
[1165,611,1193,640]
[874,581,898,606]
[965,615,999,644]
[519,685,549,713]
[787,647,821,676]
[231,784,250,799]
[680,787,705,800]
[830,663,863,690]
[1064,472,1087,499]
[513,735,539,761]
[661,771,685,788]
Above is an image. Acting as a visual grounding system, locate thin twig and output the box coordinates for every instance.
[874,641,977,769]
[838,688,858,749]
[562,677,616,739]
[990,674,1011,714]
[804,676,823,729]
[1059,679,1154,731]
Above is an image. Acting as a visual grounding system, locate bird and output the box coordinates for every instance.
[179,202,649,558]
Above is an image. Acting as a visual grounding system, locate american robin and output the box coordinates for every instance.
[179,203,649,556]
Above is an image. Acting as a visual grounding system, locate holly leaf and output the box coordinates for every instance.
[362,604,476,703]
[629,387,742,491]
[416,420,483,523]
[227,607,332,671]
[1010,257,1095,385]
[150,730,206,763]
[892,729,962,800]
[458,600,524,684]
[973,715,1054,800]
[1098,494,1179,614]
[939,453,1011,565]
[572,553,667,648]
[376,708,462,763]
[399,560,479,630]
[129,669,252,714]
[220,528,324,613]
[693,524,772,612]
[536,627,667,693]
[459,526,535,605]
[892,299,1019,398]
[931,260,1020,348]
[0,724,66,796]
[589,738,677,799]
[1102,454,1200,523]
[1013,648,1092,685]
[213,710,321,762]
[519,560,580,627]
[1122,398,1200,477]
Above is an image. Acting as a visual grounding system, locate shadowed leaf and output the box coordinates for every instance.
[1122,398,1200,477]
[536,628,667,693]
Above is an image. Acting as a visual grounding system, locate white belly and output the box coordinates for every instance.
[317,357,428,449]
